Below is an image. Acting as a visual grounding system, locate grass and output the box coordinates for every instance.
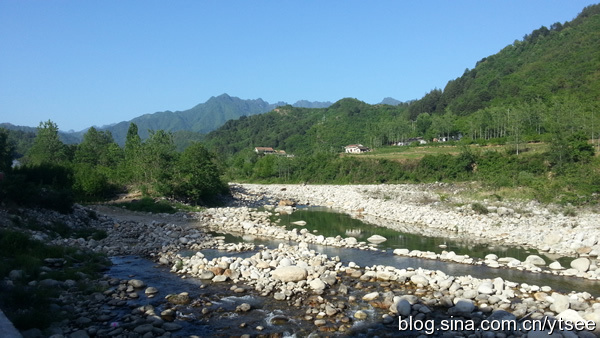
[113,197,177,214]
[23,220,107,241]
[471,202,490,214]
[344,142,549,162]
[0,228,110,331]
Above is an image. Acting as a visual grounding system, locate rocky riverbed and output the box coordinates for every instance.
[233,183,600,257]
[1,183,600,337]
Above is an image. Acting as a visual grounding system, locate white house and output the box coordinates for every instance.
[345,144,370,153]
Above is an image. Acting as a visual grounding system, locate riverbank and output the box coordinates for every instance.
[2,182,600,337]
[234,183,599,259]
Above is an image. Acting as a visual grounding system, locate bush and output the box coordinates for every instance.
[471,202,489,214]
[115,197,177,214]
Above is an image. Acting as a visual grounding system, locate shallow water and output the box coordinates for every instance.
[108,256,316,336]
[207,232,600,296]
[204,206,600,295]
[278,207,553,262]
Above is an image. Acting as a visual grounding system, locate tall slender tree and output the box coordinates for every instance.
[26,120,68,165]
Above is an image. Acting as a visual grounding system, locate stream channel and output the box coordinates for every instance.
[107,207,600,336]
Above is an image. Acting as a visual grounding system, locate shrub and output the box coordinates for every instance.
[471,202,489,214]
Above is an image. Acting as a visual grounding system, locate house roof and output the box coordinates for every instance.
[255,147,275,151]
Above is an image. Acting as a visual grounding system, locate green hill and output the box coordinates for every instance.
[408,4,600,118]
[205,4,600,155]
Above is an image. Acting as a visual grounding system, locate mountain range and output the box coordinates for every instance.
[204,4,600,155]
[1,95,336,145]
[3,4,599,154]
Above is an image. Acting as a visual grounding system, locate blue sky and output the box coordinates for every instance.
[0,1,597,132]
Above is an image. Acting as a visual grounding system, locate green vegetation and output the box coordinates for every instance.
[471,202,490,215]
[2,5,600,207]
[0,228,109,330]
[113,197,177,214]
[0,121,227,211]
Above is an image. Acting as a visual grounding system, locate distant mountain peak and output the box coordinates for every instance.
[380,97,402,106]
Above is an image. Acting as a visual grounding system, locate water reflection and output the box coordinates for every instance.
[277,207,552,262]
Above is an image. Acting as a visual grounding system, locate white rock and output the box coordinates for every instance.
[525,255,546,266]
[362,292,379,301]
[367,235,387,243]
[549,261,563,270]
[571,257,591,273]
[309,278,326,290]
[270,266,308,282]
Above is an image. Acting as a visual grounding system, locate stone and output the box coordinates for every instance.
[309,278,326,291]
[571,257,590,273]
[314,319,327,326]
[325,305,337,316]
[133,324,154,334]
[279,199,295,206]
[410,275,429,287]
[486,310,517,334]
[362,292,379,301]
[396,299,412,316]
[198,270,215,279]
[354,310,368,320]
[449,299,474,316]
[556,309,585,324]
[212,275,229,282]
[393,248,410,255]
[236,303,252,312]
[144,287,158,295]
[128,279,146,288]
[270,266,308,282]
[462,289,478,299]
[478,282,494,295]
[8,270,24,280]
[278,258,292,267]
[166,292,190,305]
[162,323,182,331]
[549,292,570,313]
[68,330,90,338]
[549,261,563,270]
[367,235,387,243]
[525,255,546,266]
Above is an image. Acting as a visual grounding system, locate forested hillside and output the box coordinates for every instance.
[1,5,599,208]
[205,4,600,155]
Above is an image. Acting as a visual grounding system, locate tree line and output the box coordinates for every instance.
[0,121,227,212]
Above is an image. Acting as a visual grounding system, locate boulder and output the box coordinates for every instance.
[270,266,308,282]
[525,255,546,266]
[410,275,429,287]
[354,310,368,320]
[477,282,494,295]
[278,199,295,206]
[549,292,570,313]
[549,261,563,270]
[309,278,326,291]
[395,299,412,316]
[166,292,190,305]
[367,235,387,243]
[570,257,590,273]
[449,299,474,316]
[362,292,379,301]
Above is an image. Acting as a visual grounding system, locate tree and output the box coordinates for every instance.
[415,113,432,137]
[74,127,120,166]
[123,123,143,184]
[0,128,14,172]
[26,120,68,165]
[72,127,121,199]
[172,142,226,203]
[141,129,176,194]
